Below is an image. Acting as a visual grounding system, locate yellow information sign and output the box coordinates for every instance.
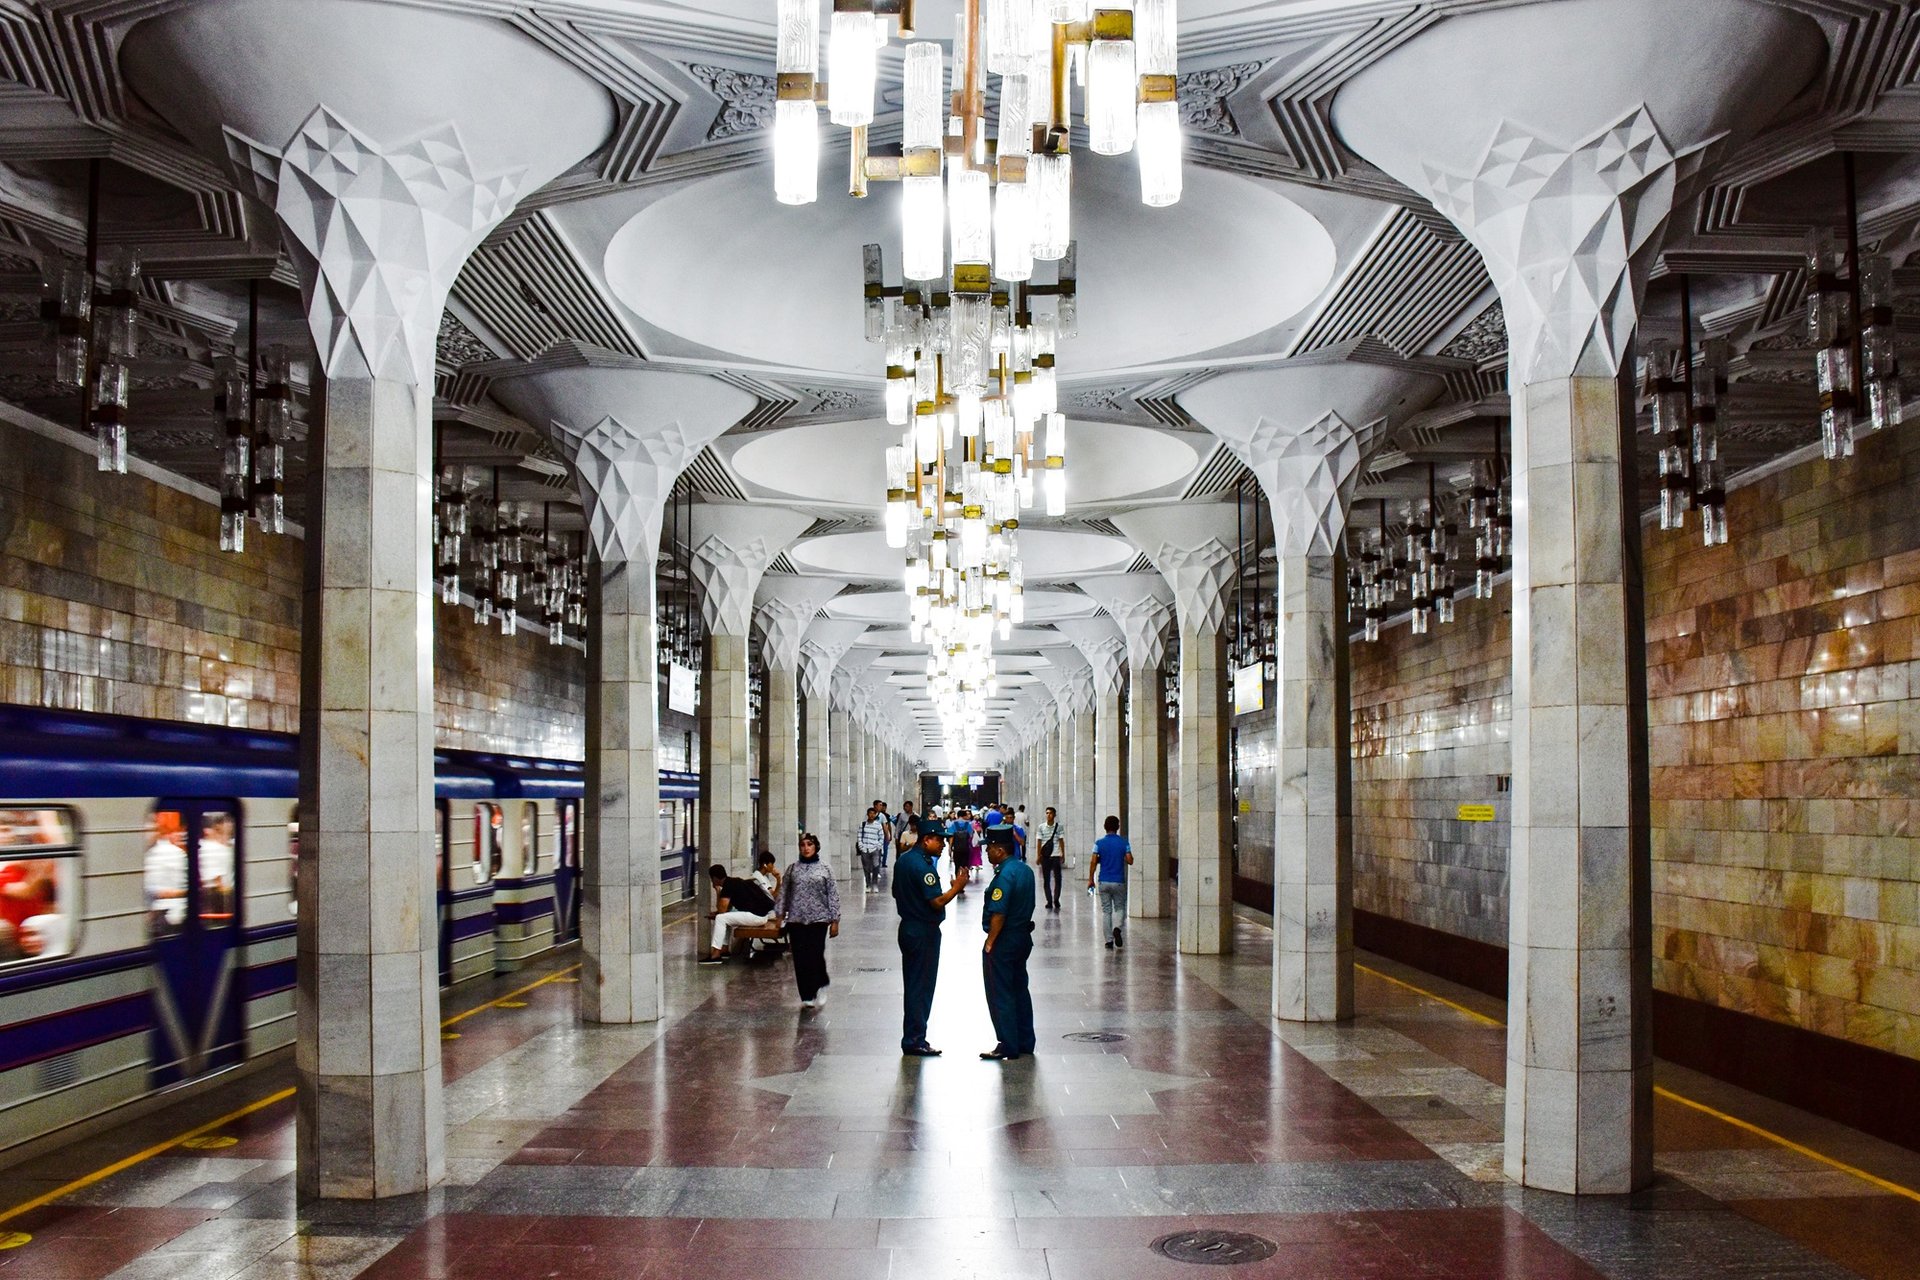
[1456,804,1496,822]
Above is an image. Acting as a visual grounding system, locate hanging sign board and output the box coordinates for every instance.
[1232,662,1265,716]
[667,663,697,716]
[1456,804,1496,823]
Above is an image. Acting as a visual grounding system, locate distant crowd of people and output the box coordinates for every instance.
[699,792,1136,1059]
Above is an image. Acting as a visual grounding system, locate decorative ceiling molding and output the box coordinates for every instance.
[686,63,775,141]
[1287,205,1489,358]
[456,213,640,361]
[1177,61,1264,137]
[1438,300,1506,364]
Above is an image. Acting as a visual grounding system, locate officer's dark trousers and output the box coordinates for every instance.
[898,919,941,1049]
[788,922,831,1001]
[983,927,1035,1055]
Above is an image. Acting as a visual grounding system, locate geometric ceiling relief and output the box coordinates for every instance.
[1080,575,1176,673]
[225,108,528,385]
[1113,504,1243,637]
[1179,362,1445,555]
[491,367,758,564]
[686,64,776,141]
[1178,62,1265,137]
[754,577,848,671]
[688,503,814,637]
[1420,107,1712,384]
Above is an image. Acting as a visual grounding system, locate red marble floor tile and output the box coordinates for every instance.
[1726,1194,1920,1280]
[690,1216,881,1250]
[1651,1097,1774,1151]
[1044,1239,1414,1280]
[506,1146,584,1165]
[446,1241,657,1280]
[511,1215,703,1250]
[639,1246,891,1280]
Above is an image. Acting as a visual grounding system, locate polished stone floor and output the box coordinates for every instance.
[3,878,1919,1278]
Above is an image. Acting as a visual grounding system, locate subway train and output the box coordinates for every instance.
[0,705,718,1157]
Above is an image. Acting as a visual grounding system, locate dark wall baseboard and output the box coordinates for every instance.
[1233,874,1273,915]
[1354,909,1508,1000]
[1355,908,1920,1154]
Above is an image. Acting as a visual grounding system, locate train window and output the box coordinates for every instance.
[472,803,501,884]
[287,806,299,917]
[199,808,238,924]
[146,810,191,937]
[558,800,578,871]
[522,802,540,873]
[0,806,82,966]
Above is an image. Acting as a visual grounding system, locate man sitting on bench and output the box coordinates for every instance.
[702,863,777,965]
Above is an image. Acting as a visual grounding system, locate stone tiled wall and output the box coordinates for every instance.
[1646,428,1920,1060]
[0,413,584,758]
[1350,590,1512,947]
[0,415,305,729]
[1350,427,1920,1061]
[1233,700,1276,891]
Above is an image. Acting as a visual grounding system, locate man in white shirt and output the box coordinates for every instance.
[856,807,890,890]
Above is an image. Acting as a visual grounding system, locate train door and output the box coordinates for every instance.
[144,801,245,1087]
[435,800,451,986]
[552,799,580,943]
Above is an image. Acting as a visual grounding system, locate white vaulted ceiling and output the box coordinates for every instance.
[0,0,1880,759]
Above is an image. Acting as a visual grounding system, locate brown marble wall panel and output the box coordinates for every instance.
[1350,426,1920,1063]
[0,416,584,759]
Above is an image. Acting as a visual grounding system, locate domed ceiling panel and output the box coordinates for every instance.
[791,529,1133,581]
[605,161,1335,377]
[728,418,1200,506]
[825,588,1097,625]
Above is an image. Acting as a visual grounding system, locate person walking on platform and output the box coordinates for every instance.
[979,824,1037,1061]
[1033,806,1063,911]
[1089,814,1134,950]
[893,825,969,1057]
[775,833,841,1009]
[856,806,890,891]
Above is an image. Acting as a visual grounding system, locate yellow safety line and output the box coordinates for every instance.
[439,962,581,1028]
[1651,1086,1920,1205]
[0,959,584,1225]
[0,1086,293,1226]
[1353,961,1920,1202]
[1356,962,1505,1028]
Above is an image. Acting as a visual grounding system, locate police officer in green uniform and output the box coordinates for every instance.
[893,825,968,1057]
[979,823,1037,1060]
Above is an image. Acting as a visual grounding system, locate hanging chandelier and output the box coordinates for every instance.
[773,0,1181,261]
[433,464,586,644]
[1643,278,1729,547]
[1807,154,1903,460]
[1350,454,1509,644]
[39,181,141,473]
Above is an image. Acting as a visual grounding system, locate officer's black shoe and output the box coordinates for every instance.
[1105,940,1114,950]
[980,1046,1015,1061]
[903,1044,942,1057]
[1113,928,1124,949]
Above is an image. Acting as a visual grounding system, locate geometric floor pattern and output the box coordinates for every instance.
[3,876,1918,1278]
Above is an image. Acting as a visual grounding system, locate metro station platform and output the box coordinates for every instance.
[2,891,1916,1280]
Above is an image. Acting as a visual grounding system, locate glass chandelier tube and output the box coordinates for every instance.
[1860,254,1903,434]
[827,8,876,126]
[215,357,251,553]
[1030,152,1071,261]
[773,0,819,204]
[253,347,290,534]
[1084,35,1137,155]
[1806,226,1855,460]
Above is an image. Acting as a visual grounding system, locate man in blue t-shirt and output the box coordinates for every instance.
[1087,815,1134,950]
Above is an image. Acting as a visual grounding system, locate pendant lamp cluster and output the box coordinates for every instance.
[38,163,141,475]
[1644,277,1729,547]
[1350,452,1510,643]
[1808,154,1904,461]
[775,0,1182,225]
[434,467,587,646]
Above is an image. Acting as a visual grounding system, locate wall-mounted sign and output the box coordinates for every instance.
[1232,662,1265,716]
[667,663,697,716]
[1456,804,1496,822]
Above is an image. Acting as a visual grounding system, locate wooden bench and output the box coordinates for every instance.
[728,921,787,958]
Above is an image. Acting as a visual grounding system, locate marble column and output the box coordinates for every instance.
[802,620,864,873]
[118,0,613,1200]
[1084,575,1175,919]
[1180,366,1445,1022]
[1333,0,1818,1191]
[493,367,756,1025]
[828,681,855,881]
[1118,505,1240,955]
[690,505,812,906]
[755,581,844,863]
[1058,619,1126,838]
